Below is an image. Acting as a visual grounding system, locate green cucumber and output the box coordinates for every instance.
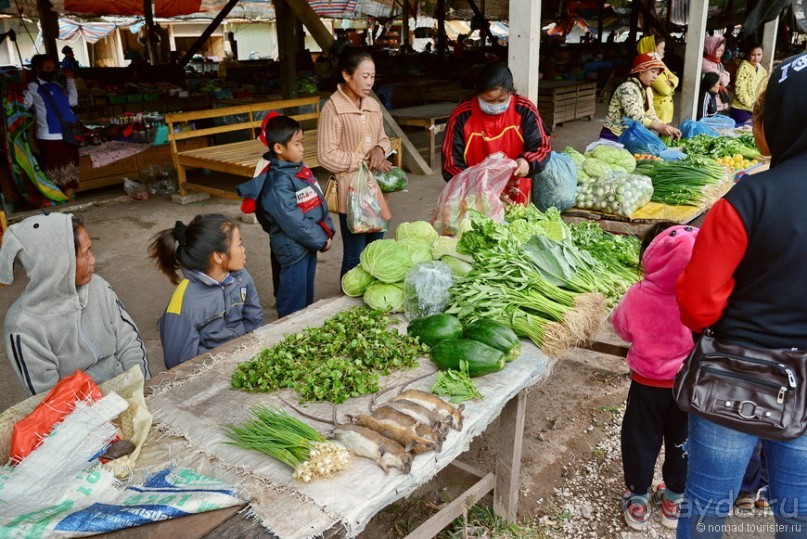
[407,313,463,347]
[463,319,522,362]
[430,339,505,377]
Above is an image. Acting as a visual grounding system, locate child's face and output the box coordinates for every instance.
[748,48,763,65]
[224,227,246,271]
[274,129,305,163]
[710,81,720,93]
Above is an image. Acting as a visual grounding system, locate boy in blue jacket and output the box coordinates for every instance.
[238,114,335,318]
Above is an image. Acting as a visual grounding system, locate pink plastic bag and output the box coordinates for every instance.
[431,154,518,235]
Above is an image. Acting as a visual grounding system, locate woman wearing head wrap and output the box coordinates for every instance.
[601,53,682,140]
[676,53,807,538]
[636,35,679,124]
[701,35,731,112]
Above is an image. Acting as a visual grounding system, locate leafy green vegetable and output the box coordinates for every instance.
[505,205,569,243]
[395,221,438,245]
[432,235,474,262]
[440,255,474,276]
[589,144,636,173]
[360,239,413,283]
[231,307,426,402]
[375,167,408,193]
[431,360,484,403]
[671,134,761,159]
[397,238,433,265]
[341,266,375,297]
[634,159,724,206]
[364,282,405,312]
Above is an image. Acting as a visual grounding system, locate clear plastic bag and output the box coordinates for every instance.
[374,166,408,193]
[432,154,518,235]
[347,161,391,233]
[574,172,653,217]
[403,261,455,320]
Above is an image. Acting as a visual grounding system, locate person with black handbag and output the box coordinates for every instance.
[23,54,80,199]
[675,54,807,538]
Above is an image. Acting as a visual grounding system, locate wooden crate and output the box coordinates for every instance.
[537,81,597,130]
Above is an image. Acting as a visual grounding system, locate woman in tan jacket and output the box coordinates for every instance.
[317,48,393,277]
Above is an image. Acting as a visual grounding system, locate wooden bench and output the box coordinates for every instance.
[166,97,402,200]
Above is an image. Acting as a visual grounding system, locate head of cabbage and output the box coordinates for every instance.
[363,282,405,313]
[394,221,438,245]
[341,266,375,297]
[397,238,433,265]
[360,239,413,283]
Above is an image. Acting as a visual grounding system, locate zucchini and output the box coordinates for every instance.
[463,319,522,362]
[430,339,505,377]
[407,313,463,347]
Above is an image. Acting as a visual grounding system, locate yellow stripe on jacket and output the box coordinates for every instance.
[167,279,190,315]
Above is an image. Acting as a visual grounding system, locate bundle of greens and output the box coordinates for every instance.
[670,134,761,160]
[431,360,484,403]
[569,221,640,301]
[223,406,351,482]
[231,307,426,402]
[634,158,724,206]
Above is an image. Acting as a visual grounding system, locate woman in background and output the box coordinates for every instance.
[636,36,679,124]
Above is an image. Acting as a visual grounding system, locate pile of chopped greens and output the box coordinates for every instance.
[670,134,761,160]
[231,307,427,402]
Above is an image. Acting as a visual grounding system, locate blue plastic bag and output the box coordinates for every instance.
[532,151,578,212]
[617,118,667,156]
[680,119,719,139]
[700,115,736,130]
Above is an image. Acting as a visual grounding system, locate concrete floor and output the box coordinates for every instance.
[0,107,607,411]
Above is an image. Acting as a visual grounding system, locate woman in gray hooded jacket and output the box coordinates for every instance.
[0,213,150,396]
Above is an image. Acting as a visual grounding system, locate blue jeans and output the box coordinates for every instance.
[276,251,317,318]
[678,414,807,538]
[338,213,384,278]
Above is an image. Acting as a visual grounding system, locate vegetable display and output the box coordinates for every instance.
[407,313,463,347]
[670,133,761,160]
[374,167,408,193]
[463,318,522,362]
[231,307,426,403]
[223,406,351,482]
[430,339,506,376]
[360,240,413,283]
[574,173,654,217]
[431,360,484,403]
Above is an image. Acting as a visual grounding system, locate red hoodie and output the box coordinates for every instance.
[612,225,699,387]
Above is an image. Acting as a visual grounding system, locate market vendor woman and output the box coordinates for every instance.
[601,53,682,141]
[441,62,552,205]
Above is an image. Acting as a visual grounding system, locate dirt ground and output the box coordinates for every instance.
[0,105,776,538]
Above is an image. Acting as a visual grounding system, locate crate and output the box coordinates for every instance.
[537,81,597,130]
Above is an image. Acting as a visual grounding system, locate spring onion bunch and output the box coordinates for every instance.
[223,406,351,482]
[634,159,724,206]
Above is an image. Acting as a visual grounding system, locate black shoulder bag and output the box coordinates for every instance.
[35,81,86,147]
[673,328,807,441]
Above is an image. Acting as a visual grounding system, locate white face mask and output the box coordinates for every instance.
[478,96,511,115]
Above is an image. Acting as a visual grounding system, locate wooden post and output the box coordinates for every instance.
[679,0,709,122]
[402,0,410,47]
[143,0,157,65]
[283,0,335,53]
[276,0,299,99]
[179,0,240,66]
[493,390,526,522]
[762,16,779,74]
[436,0,446,57]
[36,0,59,58]
[508,0,540,104]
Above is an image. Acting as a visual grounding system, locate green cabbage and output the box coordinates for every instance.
[375,167,408,193]
[363,282,404,312]
[589,145,636,173]
[563,146,585,166]
[395,221,438,245]
[397,238,433,265]
[360,239,413,283]
[440,255,473,276]
[431,236,474,263]
[582,158,613,180]
[341,266,375,297]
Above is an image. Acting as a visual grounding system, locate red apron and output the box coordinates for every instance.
[462,98,532,205]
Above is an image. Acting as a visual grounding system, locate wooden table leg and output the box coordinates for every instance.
[493,389,526,522]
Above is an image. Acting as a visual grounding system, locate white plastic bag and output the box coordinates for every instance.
[574,172,653,217]
[347,161,391,233]
[403,261,455,320]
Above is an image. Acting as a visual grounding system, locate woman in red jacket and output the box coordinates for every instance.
[441,62,551,205]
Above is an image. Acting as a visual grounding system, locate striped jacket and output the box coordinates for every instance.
[159,269,264,369]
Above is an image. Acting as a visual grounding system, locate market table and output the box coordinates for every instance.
[110,296,555,538]
[390,102,457,170]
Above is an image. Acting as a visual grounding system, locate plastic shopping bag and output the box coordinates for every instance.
[574,172,654,217]
[432,154,518,235]
[532,151,578,212]
[680,119,719,139]
[347,161,391,233]
[618,118,667,156]
[403,261,455,320]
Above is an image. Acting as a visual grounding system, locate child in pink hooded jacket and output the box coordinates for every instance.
[612,222,698,532]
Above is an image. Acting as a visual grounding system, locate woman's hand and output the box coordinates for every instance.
[365,145,387,171]
[321,238,333,252]
[653,121,682,140]
[514,157,530,177]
